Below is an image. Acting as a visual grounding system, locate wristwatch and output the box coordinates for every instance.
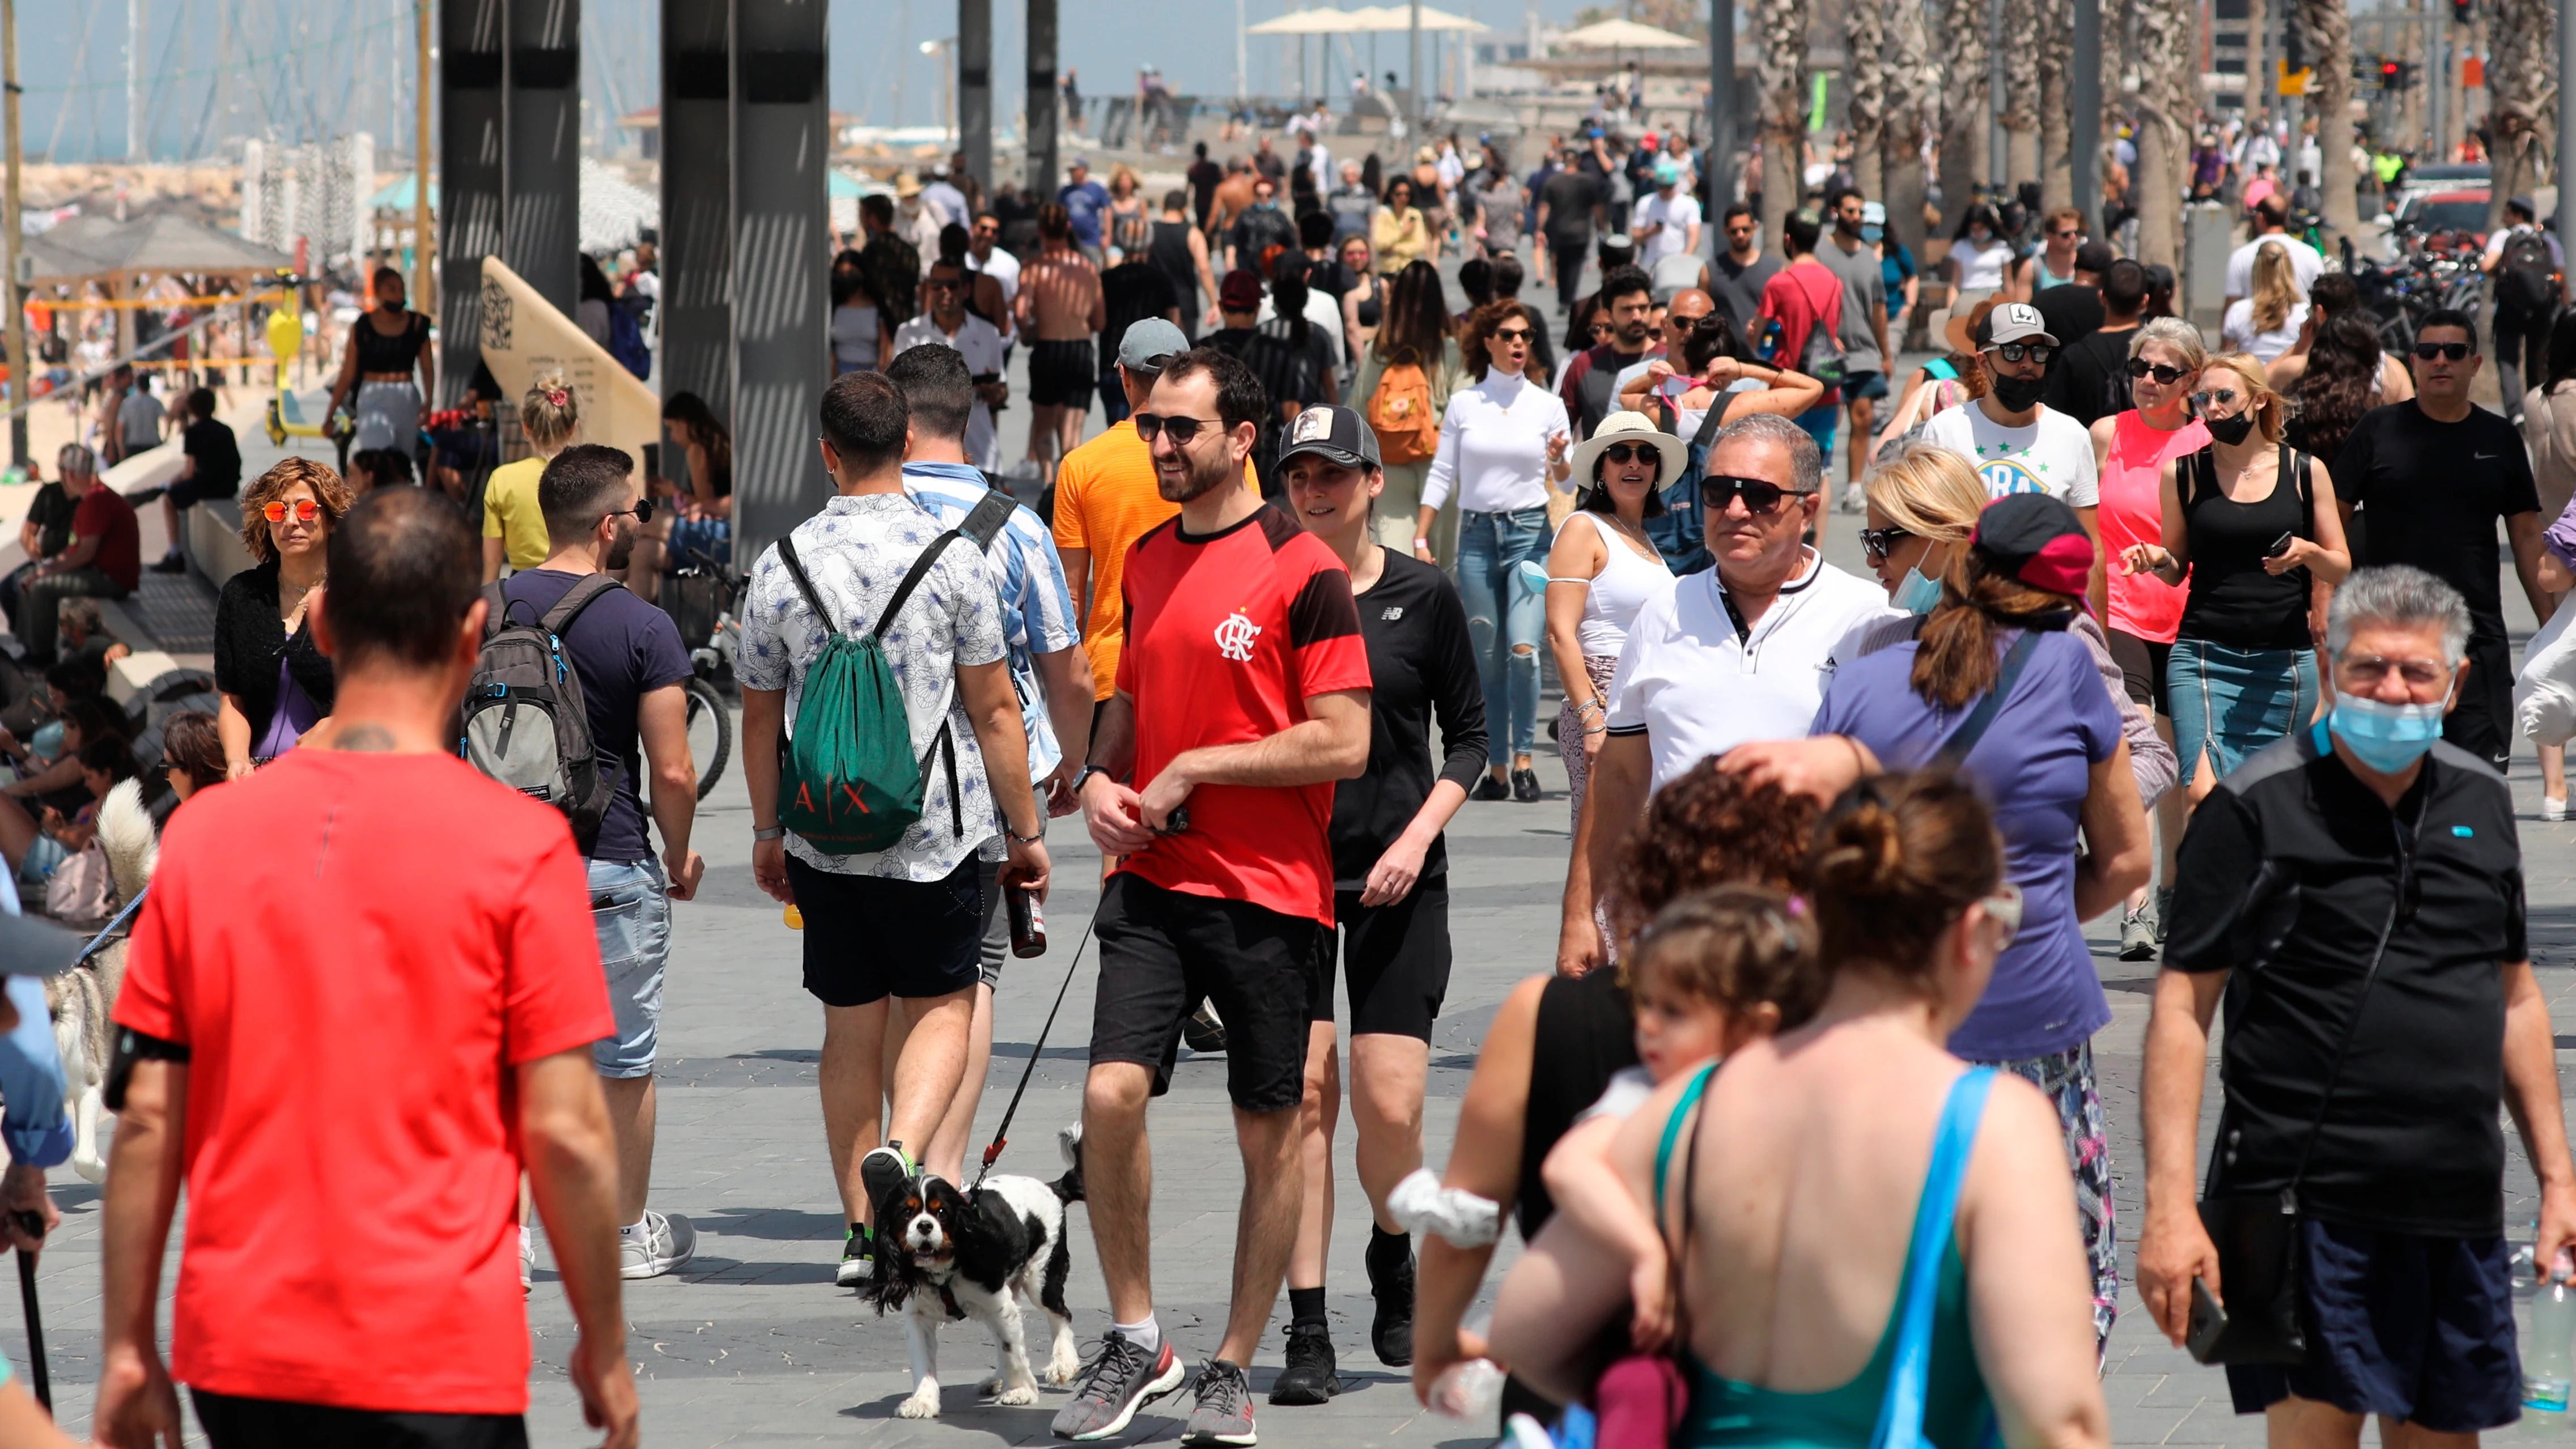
[1072,764,1118,796]
[752,825,786,842]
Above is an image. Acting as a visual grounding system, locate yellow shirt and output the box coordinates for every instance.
[480,457,551,570]
[1051,421,1261,700]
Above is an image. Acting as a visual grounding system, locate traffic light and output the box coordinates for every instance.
[2452,0,2473,23]
[2380,55,2403,87]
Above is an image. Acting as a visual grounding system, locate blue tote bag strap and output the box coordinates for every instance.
[1868,1066,1997,1449]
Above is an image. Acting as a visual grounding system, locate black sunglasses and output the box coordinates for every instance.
[1992,342,2055,366]
[1704,474,1813,516]
[1598,442,1661,466]
[1858,524,1912,564]
[1492,325,1533,343]
[2414,341,2471,361]
[609,496,656,525]
[1134,413,1226,445]
[2125,359,2187,384]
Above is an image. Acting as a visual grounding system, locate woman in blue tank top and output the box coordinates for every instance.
[1589,773,2111,1449]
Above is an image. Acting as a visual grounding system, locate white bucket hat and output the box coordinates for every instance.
[1570,410,1688,493]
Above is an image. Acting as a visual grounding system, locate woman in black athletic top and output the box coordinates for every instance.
[325,266,435,456]
[1274,404,1487,1406]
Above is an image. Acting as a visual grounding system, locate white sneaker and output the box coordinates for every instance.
[621,1208,698,1280]
[2547,796,2567,822]
[520,1224,535,1295]
[1839,483,1866,514]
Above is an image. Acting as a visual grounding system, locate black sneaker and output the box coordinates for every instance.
[1470,775,1510,802]
[860,1142,918,1223]
[1182,1358,1257,1446]
[148,550,189,574]
[1268,1323,1336,1405]
[1052,1332,1187,1440]
[836,1223,874,1287]
[1365,1229,1416,1366]
[1511,767,1542,802]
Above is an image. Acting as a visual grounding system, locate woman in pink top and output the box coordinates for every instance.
[2088,316,2208,961]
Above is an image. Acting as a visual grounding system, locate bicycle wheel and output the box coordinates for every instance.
[686,676,733,800]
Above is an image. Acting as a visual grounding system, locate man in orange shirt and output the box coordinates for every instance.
[1052,320,1262,726]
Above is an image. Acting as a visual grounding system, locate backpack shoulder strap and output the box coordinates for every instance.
[540,572,625,637]
[774,534,843,639]
[960,487,1018,552]
[480,581,514,641]
[1697,388,1735,444]
[2286,443,2314,535]
[872,530,973,639]
[1933,628,2045,768]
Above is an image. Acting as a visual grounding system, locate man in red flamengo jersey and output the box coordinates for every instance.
[92,489,637,1449]
[1053,348,1373,1448]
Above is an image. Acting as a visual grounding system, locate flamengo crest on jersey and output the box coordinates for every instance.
[1215,610,1262,661]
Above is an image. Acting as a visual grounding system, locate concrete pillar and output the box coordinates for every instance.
[731,0,831,564]
[2072,0,2100,226]
[1028,0,1058,201]
[504,0,580,317]
[661,0,733,421]
[438,0,507,405]
[960,0,992,198]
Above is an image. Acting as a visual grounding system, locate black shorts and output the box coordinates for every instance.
[786,853,986,1006]
[1089,873,1321,1112]
[2107,627,2172,717]
[192,1389,527,1449]
[2225,1219,2519,1433]
[1307,882,1452,1040]
[2446,632,2515,770]
[166,474,237,509]
[1029,339,1098,408]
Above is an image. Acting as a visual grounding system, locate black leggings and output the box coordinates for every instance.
[1552,242,1589,311]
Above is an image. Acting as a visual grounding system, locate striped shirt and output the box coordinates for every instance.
[901,462,1083,779]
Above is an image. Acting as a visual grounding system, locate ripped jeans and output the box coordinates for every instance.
[1455,505,1550,765]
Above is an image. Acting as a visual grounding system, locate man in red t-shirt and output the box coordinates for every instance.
[1056,349,1372,1445]
[15,443,138,668]
[94,489,639,1449]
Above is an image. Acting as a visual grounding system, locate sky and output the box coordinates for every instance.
[25,0,1590,164]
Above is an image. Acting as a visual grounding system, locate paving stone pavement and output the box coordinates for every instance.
[16,316,2576,1446]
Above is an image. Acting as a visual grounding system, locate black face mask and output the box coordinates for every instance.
[2204,409,2257,446]
[1990,372,2047,411]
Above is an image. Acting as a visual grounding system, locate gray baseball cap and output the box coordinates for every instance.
[1118,318,1190,375]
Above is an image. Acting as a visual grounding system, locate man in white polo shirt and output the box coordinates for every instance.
[1556,411,1886,972]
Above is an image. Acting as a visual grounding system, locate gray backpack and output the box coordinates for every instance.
[460,574,621,853]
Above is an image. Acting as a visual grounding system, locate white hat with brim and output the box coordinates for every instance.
[1571,410,1688,493]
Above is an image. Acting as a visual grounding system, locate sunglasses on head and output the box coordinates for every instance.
[1598,442,1661,466]
[262,498,322,524]
[2125,359,2187,384]
[1857,524,1913,565]
[1704,474,1813,516]
[1133,413,1225,445]
[2414,341,2471,361]
[1991,342,2054,366]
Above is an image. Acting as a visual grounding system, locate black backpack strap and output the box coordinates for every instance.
[2286,443,2314,537]
[1696,388,1735,446]
[1933,628,2044,769]
[872,530,973,639]
[958,487,1018,551]
[775,535,843,638]
[539,572,624,637]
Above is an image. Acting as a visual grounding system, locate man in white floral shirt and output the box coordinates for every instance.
[737,370,1053,1289]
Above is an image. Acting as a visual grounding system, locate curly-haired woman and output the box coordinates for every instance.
[215,458,351,777]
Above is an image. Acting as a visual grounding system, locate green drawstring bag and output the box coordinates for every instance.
[771,532,968,855]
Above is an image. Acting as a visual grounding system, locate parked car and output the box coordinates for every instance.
[2392,188,2494,254]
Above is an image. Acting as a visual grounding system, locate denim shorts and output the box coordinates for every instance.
[589,857,672,1078]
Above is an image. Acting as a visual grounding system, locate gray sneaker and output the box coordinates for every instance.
[1052,1332,1187,1440]
[620,1209,697,1280]
[1182,1359,1257,1447]
[2118,903,2157,962]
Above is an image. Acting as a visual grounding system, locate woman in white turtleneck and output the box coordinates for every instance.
[1416,299,1572,804]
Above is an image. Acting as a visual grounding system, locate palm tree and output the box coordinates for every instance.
[2291,0,2360,249]
[1937,0,1991,233]
[1756,0,1809,244]
[1849,0,1887,198]
[2002,0,2042,188]
[2128,0,2192,266]
[1883,0,1937,342]
[2039,0,2074,208]
[2485,0,2552,231]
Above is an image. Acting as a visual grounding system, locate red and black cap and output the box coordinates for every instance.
[1972,492,2093,598]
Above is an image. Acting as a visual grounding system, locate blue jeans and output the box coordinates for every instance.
[1455,505,1548,765]
[588,857,671,1078]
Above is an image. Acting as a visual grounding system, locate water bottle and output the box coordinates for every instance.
[2524,1251,2575,1435]
[1428,1357,1505,1421]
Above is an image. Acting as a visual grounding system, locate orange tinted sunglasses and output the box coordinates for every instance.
[262,499,321,524]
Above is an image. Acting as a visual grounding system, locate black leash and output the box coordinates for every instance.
[969,896,1105,1191]
[14,1210,47,1412]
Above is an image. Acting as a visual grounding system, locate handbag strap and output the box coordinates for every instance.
[1868,1068,1997,1449]
[1932,629,2044,770]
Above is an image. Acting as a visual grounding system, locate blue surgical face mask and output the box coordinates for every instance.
[1861,224,1885,243]
[2328,692,2448,774]
[1893,566,1943,615]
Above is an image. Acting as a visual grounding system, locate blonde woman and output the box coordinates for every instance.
[2120,355,2350,800]
[1106,164,1151,262]
[215,458,354,776]
[2220,241,2308,365]
[479,375,580,582]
